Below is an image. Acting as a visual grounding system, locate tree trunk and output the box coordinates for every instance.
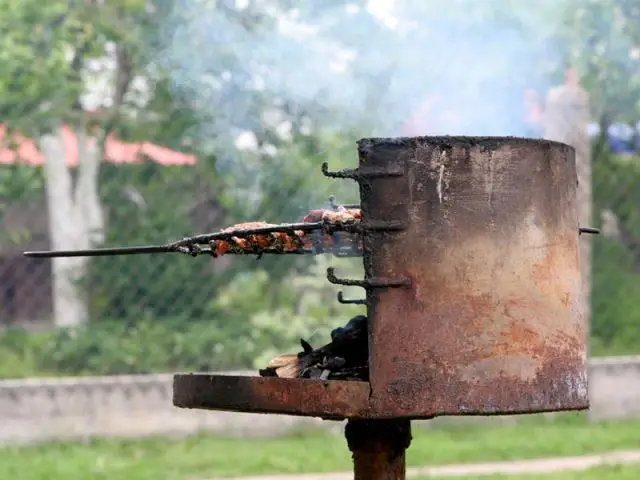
[41,125,104,327]
[75,126,105,245]
[542,81,592,355]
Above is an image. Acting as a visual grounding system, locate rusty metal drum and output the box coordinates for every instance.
[358,136,588,418]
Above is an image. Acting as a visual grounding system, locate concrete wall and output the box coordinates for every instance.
[0,371,334,446]
[588,356,640,421]
[0,357,639,446]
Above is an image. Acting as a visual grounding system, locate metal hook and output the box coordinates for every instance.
[321,162,404,179]
[326,268,411,288]
[321,162,360,179]
[337,291,367,305]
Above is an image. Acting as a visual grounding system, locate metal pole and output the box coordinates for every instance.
[345,419,412,480]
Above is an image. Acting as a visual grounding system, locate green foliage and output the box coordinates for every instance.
[565,0,640,120]
[0,319,250,378]
[208,255,365,368]
[0,255,364,378]
[0,0,368,325]
[1,414,640,479]
[591,150,640,353]
[0,164,45,244]
[81,128,360,322]
[0,0,639,375]
[592,239,640,353]
[85,161,218,320]
[562,0,640,354]
[0,0,149,132]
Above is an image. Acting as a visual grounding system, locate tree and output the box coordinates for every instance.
[0,0,382,327]
[0,1,200,326]
[145,0,384,287]
[561,0,640,353]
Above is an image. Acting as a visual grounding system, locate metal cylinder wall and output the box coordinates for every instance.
[359,136,588,417]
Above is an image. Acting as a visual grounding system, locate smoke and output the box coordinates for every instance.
[154,0,574,196]
[159,0,570,127]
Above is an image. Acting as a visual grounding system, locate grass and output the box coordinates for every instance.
[416,463,640,480]
[3,412,639,479]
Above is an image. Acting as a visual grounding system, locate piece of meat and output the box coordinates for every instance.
[301,209,326,224]
[211,222,306,257]
[344,208,362,220]
[273,231,305,251]
[302,208,362,224]
[300,208,361,253]
[213,222,273,256]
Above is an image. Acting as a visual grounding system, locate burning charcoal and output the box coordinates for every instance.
[321,356,346,370]
[303,365,323,379]
[330,366,369,381]
[299,338,313,355]
[331,314,367,341]
[259,315,369,381]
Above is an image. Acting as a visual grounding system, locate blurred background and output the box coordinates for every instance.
[0,0,639,479]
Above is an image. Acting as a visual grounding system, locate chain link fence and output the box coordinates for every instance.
[0,0,639,378]
[0,127,368,376]
[1,100,639,378]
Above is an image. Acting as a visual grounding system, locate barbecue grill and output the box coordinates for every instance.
[25,135,600,480]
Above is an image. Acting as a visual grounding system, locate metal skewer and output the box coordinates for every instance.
[24,196,366,259]
[24,245,173,258]
[23,222,328,258]
[24,224,600,258]
[22,219,365,259]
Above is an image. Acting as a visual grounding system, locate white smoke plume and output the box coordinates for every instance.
[158,0,571,134]
[153,0,579,210]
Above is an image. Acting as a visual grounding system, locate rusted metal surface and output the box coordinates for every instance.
[345,418,412,480]
[357,136,588,418]
[172,374,370,419]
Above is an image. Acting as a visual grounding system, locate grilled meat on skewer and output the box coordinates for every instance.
[22,202,363,259]
[209,207,363,258]
[212,222,306,257]
[259,315,369,381]
[300,207,363,255]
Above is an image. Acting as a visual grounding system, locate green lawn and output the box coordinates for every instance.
[417,463,640,480]
[4,413,639,480]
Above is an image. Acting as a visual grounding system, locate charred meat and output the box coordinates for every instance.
[208,207,363,258]
[301,207,362,224]
[211,222,306,257]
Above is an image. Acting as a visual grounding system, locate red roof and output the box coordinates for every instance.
[0,124,197,167]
